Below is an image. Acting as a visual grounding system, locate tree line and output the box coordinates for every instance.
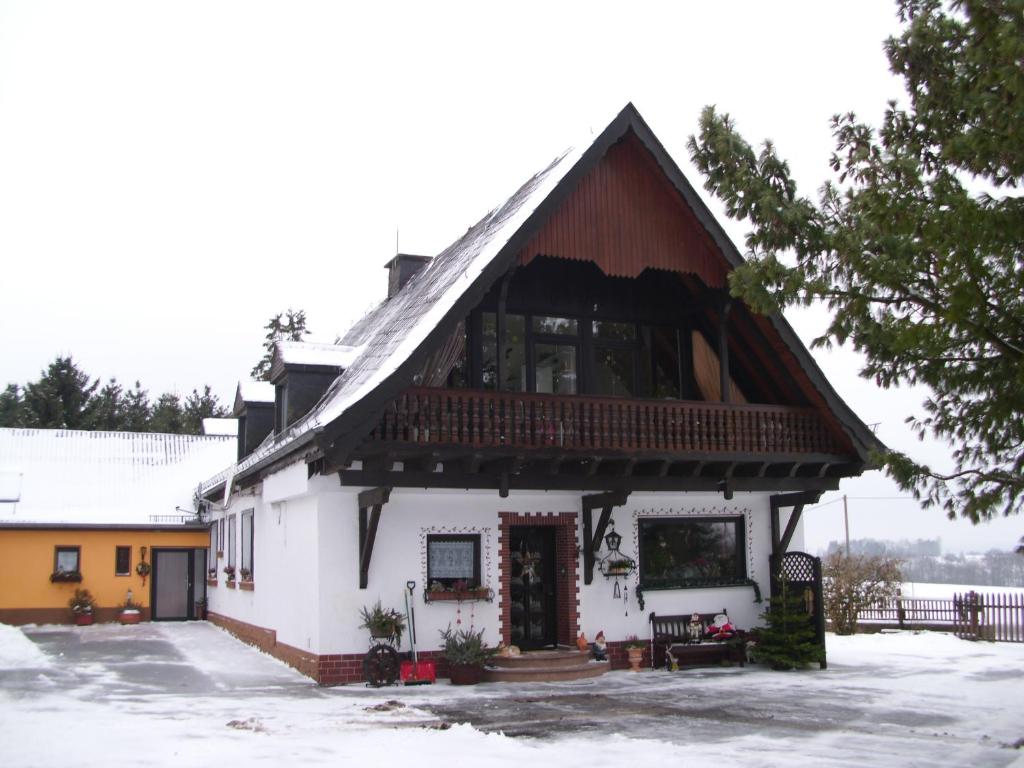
[0,309,312,436]
[0,356,228,435]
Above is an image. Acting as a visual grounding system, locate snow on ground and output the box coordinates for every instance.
[1,622,1022,768]
[0,622,50,668]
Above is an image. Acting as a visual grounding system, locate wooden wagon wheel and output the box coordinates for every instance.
[362,643,400,687]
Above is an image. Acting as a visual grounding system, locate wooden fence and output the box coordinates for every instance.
[858,591,1024,643]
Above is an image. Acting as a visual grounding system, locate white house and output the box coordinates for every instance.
[199,104,882,684]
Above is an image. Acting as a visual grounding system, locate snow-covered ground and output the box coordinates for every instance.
[1,621,1022,767]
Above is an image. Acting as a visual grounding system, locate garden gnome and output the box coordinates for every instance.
[591,630,607,661]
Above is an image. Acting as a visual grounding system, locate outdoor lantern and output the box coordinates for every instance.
[603,523,622,554]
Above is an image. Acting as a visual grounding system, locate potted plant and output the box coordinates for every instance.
[239,567,252,582]
[624,635,645,672]
[68,588,95,626]
[223,564,236,582]
[50,569,83,583]
[440,625,494,685]
[358,600,405,645]
[119,598,143,625]
[195,597,208,620]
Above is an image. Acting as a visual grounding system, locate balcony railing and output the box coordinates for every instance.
[367,387,841,456]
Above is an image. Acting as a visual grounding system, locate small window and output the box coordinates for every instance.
[532,316,577,336]
[227,514,237,567]
[115,546,131,576]
[426,534,481,589]
[54,546,80,574]
[241,509,254,579]
[210,521,219,556]
[639,517,746,589]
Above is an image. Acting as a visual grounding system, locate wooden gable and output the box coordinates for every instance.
[519,130,728,288]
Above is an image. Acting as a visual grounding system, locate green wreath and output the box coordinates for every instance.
[135,561,151,577]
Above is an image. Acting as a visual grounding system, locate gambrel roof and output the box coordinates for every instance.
[201,103,883,497]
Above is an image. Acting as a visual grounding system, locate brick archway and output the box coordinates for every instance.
[498,512,579,647]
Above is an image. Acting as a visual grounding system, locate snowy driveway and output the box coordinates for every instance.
[2,622,1023,767]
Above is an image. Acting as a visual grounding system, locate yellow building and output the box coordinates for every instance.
[0,427,235,624]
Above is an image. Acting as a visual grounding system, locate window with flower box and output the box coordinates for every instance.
[426,534,482,596]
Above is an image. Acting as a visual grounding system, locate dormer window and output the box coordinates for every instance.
[275,383,288,434]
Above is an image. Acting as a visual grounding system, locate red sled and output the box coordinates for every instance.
[400,660,436,684]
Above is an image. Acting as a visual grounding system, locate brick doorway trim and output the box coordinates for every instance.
[498,512,579,648]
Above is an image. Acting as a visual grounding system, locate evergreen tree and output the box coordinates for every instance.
[0,384,26,427]
[120,381,152,432]
[21,356,98,429]
[251,308,310,381]
[688,0,1024,522]
[753,580,825,671]
[90,378,125,431]
[182,386,229,434]
[149,392,185,434]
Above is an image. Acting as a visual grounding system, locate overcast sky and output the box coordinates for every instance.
[0,1,1019,554]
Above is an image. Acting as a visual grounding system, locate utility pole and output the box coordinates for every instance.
[843,494,850,557]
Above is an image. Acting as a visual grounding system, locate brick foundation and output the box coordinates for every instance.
[207,611,451,686]
[498,511,579,648]
[0,607,153,625]
[605,639,652,670]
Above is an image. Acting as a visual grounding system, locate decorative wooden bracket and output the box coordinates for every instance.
[358,486,391,589]
[581,490,630,585]
[769,490,822,560]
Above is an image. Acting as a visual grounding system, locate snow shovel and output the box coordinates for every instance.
[401,580,435,685]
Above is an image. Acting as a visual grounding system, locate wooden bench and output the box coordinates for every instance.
[649,610,746,670]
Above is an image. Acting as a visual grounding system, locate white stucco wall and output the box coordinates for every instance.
[207,469,803,659]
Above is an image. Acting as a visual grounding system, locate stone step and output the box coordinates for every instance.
[489,649,593,670]
[481,660,609,684]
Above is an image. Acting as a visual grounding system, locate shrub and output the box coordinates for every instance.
[823,552,902,635]
[752,579,824,670]
[439,626,494,667]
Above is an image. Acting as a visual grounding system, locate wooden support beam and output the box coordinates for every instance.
[358,487,391,589]
[778,504,804,555]
[769,490,823,559]
[581,490,630,585]
[718,298,732,403]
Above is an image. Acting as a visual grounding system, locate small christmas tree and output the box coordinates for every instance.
[752,579,824,671]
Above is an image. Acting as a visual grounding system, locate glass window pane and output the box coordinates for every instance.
[639,518,744,587]
[227,515,236,567]
[532,316,577,336]
[115,546,131,576]
[482,313,526,391]
[535,344,577,394]
[241,511,253,575]
[645,326,681,399]
[56,548,79,573]
[594,346,636,397]
[592,320,635,341]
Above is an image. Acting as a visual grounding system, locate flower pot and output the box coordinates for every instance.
[74,613,94,626]
[626,647,644,672]
[119,610,141,625]
[448,662,484,685]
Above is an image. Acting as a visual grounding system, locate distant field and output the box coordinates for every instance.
[901,582,1024,598]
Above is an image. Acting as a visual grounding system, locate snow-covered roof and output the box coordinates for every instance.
[237,380,275,404]
[273,341,362,370]
[0,428,236,525]
[202,418,238,436]
[199,102,884,497]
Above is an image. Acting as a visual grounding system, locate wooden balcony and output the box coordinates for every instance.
[365,387,841,457]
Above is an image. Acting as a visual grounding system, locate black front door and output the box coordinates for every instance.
[508,526,556,649]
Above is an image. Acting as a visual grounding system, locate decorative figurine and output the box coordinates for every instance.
[590,630,608,661]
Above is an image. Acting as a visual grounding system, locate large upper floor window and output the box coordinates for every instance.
[468,310,689,399]
[639,517,746,589]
